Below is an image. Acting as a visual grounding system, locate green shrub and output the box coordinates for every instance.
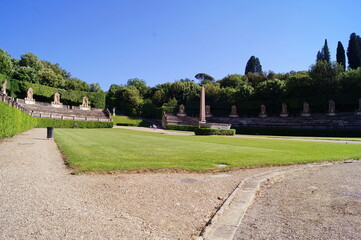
[0,101,39,139]
[166,124,199,131]
[36,118,113,128]
[112,115,150,127]
[234,126,361,137]
[194,128,235,135]
[17,81,106,108]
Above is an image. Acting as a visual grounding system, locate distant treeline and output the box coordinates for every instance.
[107,32,361,118]
[1,32,361,117]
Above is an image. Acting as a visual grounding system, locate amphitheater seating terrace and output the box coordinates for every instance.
[16,98,111,121]
[163,112,361,130]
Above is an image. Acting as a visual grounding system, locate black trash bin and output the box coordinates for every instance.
[47,127,54,139]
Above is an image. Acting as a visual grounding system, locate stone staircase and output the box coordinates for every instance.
[16,98,111,122]
[162,112,361,130]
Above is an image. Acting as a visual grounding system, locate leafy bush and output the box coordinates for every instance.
[194,128,236,135]
[36,118,113,128]
[166,124,199,131]
[0,101,38,139]
[17,81,106,108]
[112,115,150,127]
[234,126,361,137]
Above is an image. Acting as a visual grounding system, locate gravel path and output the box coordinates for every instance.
[235,161,361,240]
[0,128,285,239]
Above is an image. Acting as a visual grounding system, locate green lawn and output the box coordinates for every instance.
[54,128,361,173]
[111,115,150,126]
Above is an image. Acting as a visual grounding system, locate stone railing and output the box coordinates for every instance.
[0,93,31,114]
[1,94,112,122]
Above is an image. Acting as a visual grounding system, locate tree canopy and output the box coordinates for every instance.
[245,56,263,75]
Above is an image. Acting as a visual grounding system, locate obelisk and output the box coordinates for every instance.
[199,85,206,123]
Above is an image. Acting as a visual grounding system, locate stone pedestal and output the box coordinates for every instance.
[51,103,63,108]
[356,111,361,116]
[25,99,35,105]
[177,113,187,117]
[206,114,213,118]
[229,114,239,118]
[280,113,288,118]
[301,112,311,117]
[327,112,336,116]
[79,106,91,111]
[259,113,267,118]
[199,122,231,129]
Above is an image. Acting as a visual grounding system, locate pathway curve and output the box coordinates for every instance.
[0,128,286,239]
[234,160,361,240]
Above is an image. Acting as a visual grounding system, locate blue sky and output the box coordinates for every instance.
[1,0,360,90]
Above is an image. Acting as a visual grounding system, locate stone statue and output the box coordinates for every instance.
[260,104,266,114]
[231,105,237,115]
[26,88,34,101]
[281,103,287,114]
[301,102,311,117]
[205,105,213,117]
[51,92,63,108]
[1,79,7,95]
[82,96,89,107]
[177,104,186,116]
[327,100,336,116]
[328,100,335,113]
[179,104,185,114]
[206,105,211,115]
[259,104,267,118]
[229,105,238,118]
[356,99,361,115]
[53,93,60,104]
[280,103,288,117]
[303,102,309,113]
[79,96,90,110]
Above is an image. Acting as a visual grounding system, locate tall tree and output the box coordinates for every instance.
[347,33,361,69]
[245,56,262,75]
[0,49,13,76]
[323,39,331,63]
[336,41,346,71]
[316,39,331,63]
[195,73,215,84]
[90,83,102,92]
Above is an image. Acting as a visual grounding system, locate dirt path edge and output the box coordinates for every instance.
[197,161,345,240]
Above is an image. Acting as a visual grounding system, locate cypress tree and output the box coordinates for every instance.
[323,39,330,63]
[347,33,361,69]
[336,41,346,70]
[245,56,262,75]
[255,57,263,74]
[316,39,331,63]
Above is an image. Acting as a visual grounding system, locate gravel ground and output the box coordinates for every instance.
[0,128,285,240]
[235,161,361,240]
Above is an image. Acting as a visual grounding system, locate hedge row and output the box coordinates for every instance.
[194,128,236,136]
[234,126,361,137]
[17,81,106,108]
[0,102,113,140]
[37,118,113,128]
[166,124,199,131]
[0,101,38,139]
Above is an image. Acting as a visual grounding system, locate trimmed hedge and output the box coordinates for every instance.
[0,101,38,139]
[37,118,113,128]
[0,101,113,140]
[235,126,361,137]
[166,124,199,131]
[17,81,106,108]
[194,128,236,136]
[116,122,150,127]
